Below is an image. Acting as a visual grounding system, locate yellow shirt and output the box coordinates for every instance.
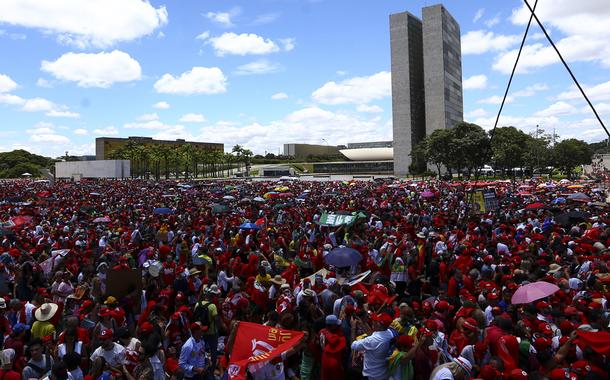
[31,320,55,340]
[256,273,271,286]
[390,318,418,338]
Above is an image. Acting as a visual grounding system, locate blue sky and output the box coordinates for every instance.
[1,0,609,157]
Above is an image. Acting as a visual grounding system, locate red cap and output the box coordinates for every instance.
[140,322,154,333]
[536,300,550,310]
[559,320,574,334]
[534,337,552,350]
[507,369,529,380]
[462,318,479,333]
[479,365,501,380]
[571,360,592,375]
[549,368,578,380]
[538,322,553,336]
[98,329,113,340]
[190,321,208,332]
[487,292,499,301]
[370,313,393,328]
[435,300,453,312]
[98,307,111,317]
[396,335,414,349]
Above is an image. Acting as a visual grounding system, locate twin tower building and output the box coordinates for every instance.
[390,4,463,176]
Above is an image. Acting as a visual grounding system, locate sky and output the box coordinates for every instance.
[1,0,610,158]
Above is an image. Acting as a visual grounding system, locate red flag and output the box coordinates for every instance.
[228,322,305,380]
[576,330,610,356]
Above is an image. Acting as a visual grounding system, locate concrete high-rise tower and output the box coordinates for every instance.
[390,4,463,176]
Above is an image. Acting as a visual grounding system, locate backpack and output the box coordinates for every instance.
[193,301,212,329]
[26,354,51,378]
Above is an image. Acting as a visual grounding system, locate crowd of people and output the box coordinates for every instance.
[0,176,608,380]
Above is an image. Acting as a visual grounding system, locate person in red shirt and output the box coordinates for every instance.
[319,314,347,380]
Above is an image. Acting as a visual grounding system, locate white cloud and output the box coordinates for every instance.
[473,8,485,23]
[336,70,347,76]
[0,0,167,48]
[252,13,280,26]
[196,31,210,41]
[0,93,24,105]
[154,67,227,95]
[312,71,390,105]
[484,14,500,28]
[0,74,17,93]
[165,106,392,154]
[41,50,141,88]
[279,38,295,51]
[271,92,288,100]
[234,60,282,75]
[512,83,549,97]
[26,122,70,144]
[124,120,169,129]
[179,113,206,123]
[477,95,514,105]
[153,101,170,109]
[36,78,53,88]
[93,126,119,135]
[205,8,240,28]
[22,98,56,112]
[499,1,610,73]
[465,108,488,119]
[534,101,577,117]
[476,84,546,105]
[356,104,384,113]
[137,113,159,122]
[47,110,80,118]
[463,74,488,90]
[461,30,520,55]
[558,80,610,102]
[74,128,88,135]
[207,32,280,56]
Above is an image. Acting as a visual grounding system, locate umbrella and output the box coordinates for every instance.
[264,192,279,199]
[21,172,32,177]
[210,204,229,214]
[420,190,435,198]
[92,216,111,223]
[222,195,236,201]
[567,192,590,202]
[325,247,363,267]
[239,222,261,230]
[525,202,546,210]
[253,197,265,202]
[552,197,566,205]
[90,192,101,196]
[153,207,174,215]
[240,198,251,203]
[511,281,559,304]
[567,184,585,189]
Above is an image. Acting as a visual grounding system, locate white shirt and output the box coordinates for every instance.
[351,329,394,380]
[90,343,126,368]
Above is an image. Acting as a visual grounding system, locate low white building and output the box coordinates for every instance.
[55,160,130,179]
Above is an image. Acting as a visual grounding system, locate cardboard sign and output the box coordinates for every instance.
[106,269,143,313]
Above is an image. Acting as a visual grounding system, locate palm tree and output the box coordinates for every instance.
[232,145,243,174]
[148,145,164,181]
[158,145,172,180]
[180,144,196,180]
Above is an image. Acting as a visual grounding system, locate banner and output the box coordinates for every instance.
[228,322,305,380]
[317,213,355,226]
[470,190,498,214]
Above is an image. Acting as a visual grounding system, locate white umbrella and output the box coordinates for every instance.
[21,172,32,177]
[223,195,236,200]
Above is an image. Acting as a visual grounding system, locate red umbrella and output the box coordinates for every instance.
[525,202,546,210]
[10,216,33,227]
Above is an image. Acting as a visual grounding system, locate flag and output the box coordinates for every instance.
[228,322,305,380]
[317,213,355,227]
[576,330,610,356]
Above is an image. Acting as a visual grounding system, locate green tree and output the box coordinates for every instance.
[448,122,489,177]
[552,138,593,179]
[425,128,455,176]
[490,126,531,177]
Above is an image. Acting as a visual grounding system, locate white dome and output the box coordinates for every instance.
[339,147,393,161]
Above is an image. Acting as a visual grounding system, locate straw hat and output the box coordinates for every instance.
[270,275,286,286]
[35,303,59,322]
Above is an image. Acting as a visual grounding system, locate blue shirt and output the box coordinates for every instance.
[179,336,207,377]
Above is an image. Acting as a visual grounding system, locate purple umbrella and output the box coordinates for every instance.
[511,281,559,304]
[420,190,435,198]
[325,247,362,267]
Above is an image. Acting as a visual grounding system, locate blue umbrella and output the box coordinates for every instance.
[325,247,362,267]
[552,197,566,205]
[153,207,174,215]
[239,222,261,230]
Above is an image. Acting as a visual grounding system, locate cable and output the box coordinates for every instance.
[464,0,538,218]
[522,0,610,139]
